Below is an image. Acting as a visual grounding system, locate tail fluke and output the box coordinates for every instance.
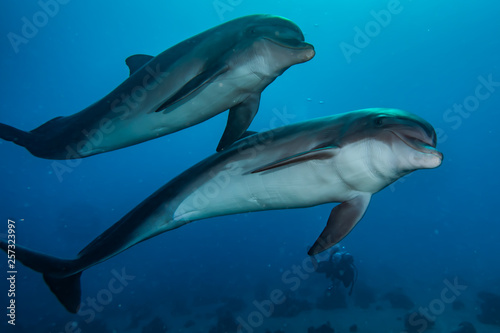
[0,240,82,313]
[0,123,32,147]
[44,273,82,313]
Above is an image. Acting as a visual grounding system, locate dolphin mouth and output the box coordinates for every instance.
[263,37,314,50]
[389,130,443,159]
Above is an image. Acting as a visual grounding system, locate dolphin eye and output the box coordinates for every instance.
[375,117,384,127]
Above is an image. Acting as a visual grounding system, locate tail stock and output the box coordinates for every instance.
[0,123,33,148]
[0,240,82,313]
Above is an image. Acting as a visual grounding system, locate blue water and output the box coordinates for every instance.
[1,1,499,332]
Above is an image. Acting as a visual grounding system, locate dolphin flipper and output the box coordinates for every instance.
[251,146,340,174]
[217,94,261,152]
[0,240,81,313]
[155,64,229,113]
[308,194,372,255]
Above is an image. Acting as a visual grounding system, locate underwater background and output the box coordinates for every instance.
[0,0,499,332]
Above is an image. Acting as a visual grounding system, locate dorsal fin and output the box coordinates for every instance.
[125,54,154,76]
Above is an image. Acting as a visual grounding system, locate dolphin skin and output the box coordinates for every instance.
[0,14,314,159]
[0,108,443,312]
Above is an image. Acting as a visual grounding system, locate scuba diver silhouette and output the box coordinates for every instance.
[313,245,358,295]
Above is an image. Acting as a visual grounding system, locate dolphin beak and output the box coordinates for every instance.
[263,38,315,63]
[389,129,443,160]
[263,37,314,51]
[298,43,316,61]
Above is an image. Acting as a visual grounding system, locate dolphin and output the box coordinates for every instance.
[0,14,314,159]
[0,108,443,312]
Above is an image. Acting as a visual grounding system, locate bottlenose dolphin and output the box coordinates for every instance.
[0,108,443,312]
[0,14,314,159]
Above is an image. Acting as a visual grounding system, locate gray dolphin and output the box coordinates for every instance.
[0,14,314,159]
[0,108,442,312]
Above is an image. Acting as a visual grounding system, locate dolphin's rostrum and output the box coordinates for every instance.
[0,14,314,159]
[0,108,443,313]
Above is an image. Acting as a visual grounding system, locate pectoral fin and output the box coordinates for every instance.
[216,94,261,152]
[155,64,229,113]
[251,146,340,174]
[308,194,371,255]
[125,54,154,76]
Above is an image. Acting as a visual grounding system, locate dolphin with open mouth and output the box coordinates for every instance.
[0,14,314,159]
[0,108,442,312]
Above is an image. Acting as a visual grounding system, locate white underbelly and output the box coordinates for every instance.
[173,158,361,223]
[78,71,262,156]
